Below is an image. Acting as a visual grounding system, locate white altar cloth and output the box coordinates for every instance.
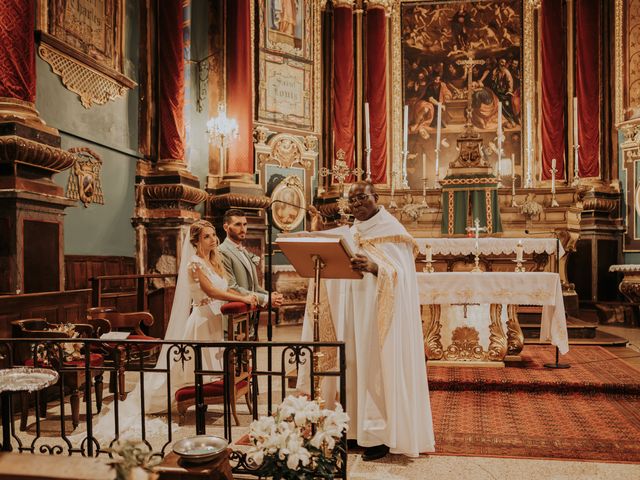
[415,238,565,258]
[416,271,569,354]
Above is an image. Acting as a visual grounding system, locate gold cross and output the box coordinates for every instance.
[456,53,486,127]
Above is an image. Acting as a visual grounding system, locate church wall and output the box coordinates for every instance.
[185,0,212,199]
[33,1,141,256]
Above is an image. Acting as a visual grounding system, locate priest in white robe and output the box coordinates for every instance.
[297,181,435,461]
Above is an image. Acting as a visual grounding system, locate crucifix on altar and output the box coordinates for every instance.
[438,51,503,237]
[456,53,486,129]
[466,218,488,272]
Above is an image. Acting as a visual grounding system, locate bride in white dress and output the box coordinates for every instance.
[84,220,257,442]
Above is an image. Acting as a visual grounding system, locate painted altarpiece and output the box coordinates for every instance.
[397,0,523,190]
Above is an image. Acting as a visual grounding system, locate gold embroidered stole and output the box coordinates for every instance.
[304,279,338,372]
[354,234,418,346]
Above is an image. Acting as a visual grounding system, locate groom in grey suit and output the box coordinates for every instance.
[220,209,283,339]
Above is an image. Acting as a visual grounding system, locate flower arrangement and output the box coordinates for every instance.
[32,323,83,365]
[247,395,349,480]
[518,193,543,218]
[109,440,161,480]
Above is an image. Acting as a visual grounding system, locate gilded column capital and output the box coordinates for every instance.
[333,0,355,9]
[365,0,394,16]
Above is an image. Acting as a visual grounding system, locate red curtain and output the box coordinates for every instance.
[333,6,355,180]
[366,8,387,184]
[158,0,185,162]
[540,0,566,180]
[0,0,36,102]
[575,0,600,178]
[226,0,253,174]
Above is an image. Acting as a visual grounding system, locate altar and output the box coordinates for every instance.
[417,271,568,366]
[414,237,564,273]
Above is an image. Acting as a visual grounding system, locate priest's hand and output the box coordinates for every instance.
[270,291,284,307]
[350,254,378,276]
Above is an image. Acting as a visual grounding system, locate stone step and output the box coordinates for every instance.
[521,316,598,339]
[518,311,628,346]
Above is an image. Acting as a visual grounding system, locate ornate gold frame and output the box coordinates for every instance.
[256,0,322,134]
[389,0,538,189]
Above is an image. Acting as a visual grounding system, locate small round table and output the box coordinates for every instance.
[0,367,59,451]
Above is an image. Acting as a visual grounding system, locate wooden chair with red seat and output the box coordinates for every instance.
[175,302,255,426]
[11,318,105,431]
[86,309,161,400]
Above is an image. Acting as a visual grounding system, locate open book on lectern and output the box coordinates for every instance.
[275,225,363,279]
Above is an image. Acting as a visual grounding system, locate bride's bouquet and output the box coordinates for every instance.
[247,395,349,480]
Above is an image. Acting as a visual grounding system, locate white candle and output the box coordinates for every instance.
[425,244,433,263]
[526,102,532,185]
[573,97,578,144]
[516,241,523,262]
[364,102,371,150]
[436,102,442,147]
[422,152,427,180]
[497,101,503,137]
[511,153,516,195]
[573,97,579,178]
[551,158,556,195]
[403,105,409,152]
[364,102,371,177]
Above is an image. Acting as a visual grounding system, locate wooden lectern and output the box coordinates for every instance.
[276,234,360,401]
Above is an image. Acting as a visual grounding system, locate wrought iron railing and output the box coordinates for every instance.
[0,338,346,477]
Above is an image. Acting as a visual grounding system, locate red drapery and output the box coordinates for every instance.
[540,0,566,180]
[0,0,36,102]
[226,0,253,174]
[366,8,387,184]
[575,0,600,178]
[158,0,185,162]
[333,6,355,179]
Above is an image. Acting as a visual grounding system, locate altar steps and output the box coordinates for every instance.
[519,311,629,346]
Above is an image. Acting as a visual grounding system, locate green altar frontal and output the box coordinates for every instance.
[440,174,503,235]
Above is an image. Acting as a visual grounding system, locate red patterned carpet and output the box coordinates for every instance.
[428,346,640,462]
[428,345,640,394]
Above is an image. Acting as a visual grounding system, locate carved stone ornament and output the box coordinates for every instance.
[0,135,76,173]
[143,184,207,210]
[38,44,131,108]
[208,192,271,211]
[65,147,105,207]
[254,128,317,170]
[36,0,136,108]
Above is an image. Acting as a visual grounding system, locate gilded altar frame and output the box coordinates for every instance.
[615,0,640,252]
[389,0,539,189]
[35,0,136,108]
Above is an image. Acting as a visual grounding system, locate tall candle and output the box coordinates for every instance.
[422,152,427,180]
[551,158,557,195]
[425,244,433,263]
[511,153,516,195]
[436,102,442,147]
[526,102,532,185]
[364,102,371,177]
[573,97,578,145]
[497,101,503,138]
[573,97,579,178]
[403,105,409,152]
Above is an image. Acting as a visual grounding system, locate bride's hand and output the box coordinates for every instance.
[243,294,258,307]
